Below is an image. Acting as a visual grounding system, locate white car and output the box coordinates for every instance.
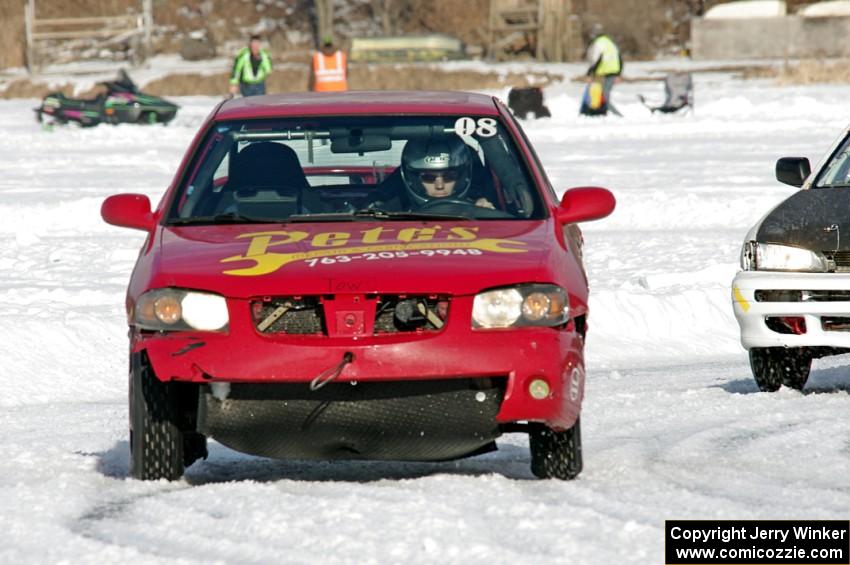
[732,125,850,391]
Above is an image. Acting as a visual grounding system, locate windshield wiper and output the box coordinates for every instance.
[168,212,279,226]
[287,208,470,222]
[354,208,471,220]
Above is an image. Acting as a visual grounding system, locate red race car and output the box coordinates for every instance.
[102,91,615,481]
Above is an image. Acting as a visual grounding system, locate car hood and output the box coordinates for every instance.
[756,187,850,251]
[155,221,557,298]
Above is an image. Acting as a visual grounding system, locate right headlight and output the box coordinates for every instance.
[134,288,229,332]
[472,284,569,328]
[741,241,829,272]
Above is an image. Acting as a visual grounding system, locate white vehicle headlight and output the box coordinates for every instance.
[473,285,569,328]
[181,292,230,331]
[473,288,523,328]
[135,288,229,332]
[742,241,828,272]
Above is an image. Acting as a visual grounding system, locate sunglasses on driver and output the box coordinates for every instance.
[419,170,459,183]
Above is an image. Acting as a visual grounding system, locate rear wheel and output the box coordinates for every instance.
[529,418,583,480]
[749,347,811,392]
[130,353,185,480]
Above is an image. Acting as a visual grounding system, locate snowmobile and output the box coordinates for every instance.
[34,70,179,127]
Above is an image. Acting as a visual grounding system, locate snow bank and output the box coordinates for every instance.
[800,0,850,17]
[705,0,787,19]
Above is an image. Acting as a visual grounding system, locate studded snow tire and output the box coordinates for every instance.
[529,418,583,480]
[130,352,185,481]
[749,347,811,392]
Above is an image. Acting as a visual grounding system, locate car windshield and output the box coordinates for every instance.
[167,115,544,224]
[816,134,850,188]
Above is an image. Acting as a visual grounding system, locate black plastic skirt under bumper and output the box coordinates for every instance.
[197,378,506,461]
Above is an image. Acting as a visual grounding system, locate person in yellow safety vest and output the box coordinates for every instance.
[309,37,348,92]
[585,24,623,116]
[229,35,272,98]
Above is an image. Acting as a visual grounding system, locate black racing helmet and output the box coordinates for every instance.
[401,135,472,205]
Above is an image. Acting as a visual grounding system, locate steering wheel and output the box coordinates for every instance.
[417,197,478,211]
[417,197,514,219]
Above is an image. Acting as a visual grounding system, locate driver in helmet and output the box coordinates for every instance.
[400,136,494,209]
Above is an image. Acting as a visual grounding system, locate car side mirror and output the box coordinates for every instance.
[101,194,156,232]
[556,187,616,225]
[775,157,811,187]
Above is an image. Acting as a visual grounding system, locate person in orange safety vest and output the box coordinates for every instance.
[309,36,348,92]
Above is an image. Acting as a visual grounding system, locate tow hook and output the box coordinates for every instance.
[310,352,355,391]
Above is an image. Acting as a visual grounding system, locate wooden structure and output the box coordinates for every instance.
[314,0,334,48]
[349,34,466,63]
[24,0,153,72]
[488,0,582,61]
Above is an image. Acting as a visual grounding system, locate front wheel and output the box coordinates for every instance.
[529,418,583,480]
[748,347,811,392]
[130,353,185,480]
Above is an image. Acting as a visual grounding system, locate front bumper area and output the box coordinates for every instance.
[199,379,504,461]
[733,271,850,349]
[135,298,585,429]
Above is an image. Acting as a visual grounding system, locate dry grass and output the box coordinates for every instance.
[0,66,561,99]
[775,59,850,85]
[132,66,560,95]
[349,65,559,91]
[1,79,105,99]
[743,59,850,85]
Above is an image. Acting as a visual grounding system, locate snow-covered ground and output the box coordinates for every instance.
[2,67,850,564]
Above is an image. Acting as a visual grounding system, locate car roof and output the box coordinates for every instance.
[215,90,500,121]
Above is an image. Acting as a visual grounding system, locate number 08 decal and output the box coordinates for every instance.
[454,117,498,138]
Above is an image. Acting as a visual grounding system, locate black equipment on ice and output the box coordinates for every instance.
[508,87,551,120]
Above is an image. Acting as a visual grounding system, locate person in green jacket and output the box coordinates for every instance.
[229,35,272,97]
[585,24,623,116]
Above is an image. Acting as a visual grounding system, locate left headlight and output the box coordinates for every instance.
[472,284,569,328]
[134,288,229,332]
[741,241,829,272]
